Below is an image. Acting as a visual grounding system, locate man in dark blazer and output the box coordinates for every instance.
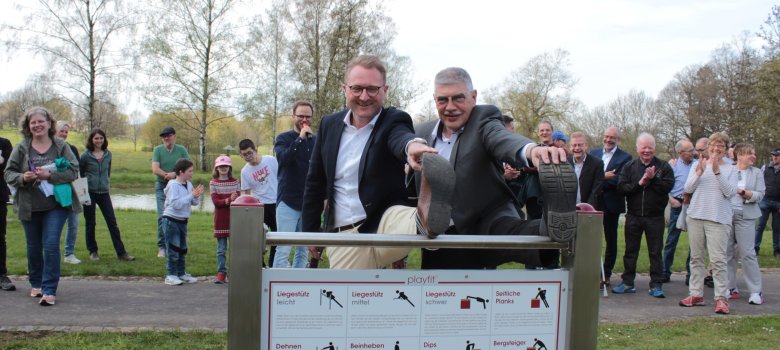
[302,55,438,269]
[569,131,604,207]
[415,67,578,269]
[589,126,632,286]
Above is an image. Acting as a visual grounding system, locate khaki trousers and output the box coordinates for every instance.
[326,206,417,269]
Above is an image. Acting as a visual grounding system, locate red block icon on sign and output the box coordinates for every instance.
[460,299,470,309]
[531,298,541,308]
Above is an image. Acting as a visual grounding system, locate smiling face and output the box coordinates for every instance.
[636,136,656,164]
[569,135,588,161]
[57,124,70,140]
[537,122,553,145]
[738,148,756,167]
[28,114,51,138]
[434,82,477,137]
[602,127,619,152]
[343,65,387,122]
[92,133,105,149]
[708,140,727,161]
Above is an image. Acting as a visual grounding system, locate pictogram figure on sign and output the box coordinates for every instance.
[531,338,547,350]
[533,288,549,308]
[466,296,489,309]
[394,290,415,307]
[320,289,343,309]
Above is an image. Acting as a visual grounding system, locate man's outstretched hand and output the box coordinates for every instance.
[528,145,567,168]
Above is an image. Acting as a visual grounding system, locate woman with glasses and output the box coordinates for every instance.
[4,107,80,306]
[679,132,737,314]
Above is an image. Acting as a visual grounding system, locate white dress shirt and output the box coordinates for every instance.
[601,147,617,171]
[332,110,380,227]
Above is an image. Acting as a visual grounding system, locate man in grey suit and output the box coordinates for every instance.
[412,67,578,269]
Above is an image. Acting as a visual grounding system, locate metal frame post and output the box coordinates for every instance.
[228,197,264,350]
[565,212,603,349]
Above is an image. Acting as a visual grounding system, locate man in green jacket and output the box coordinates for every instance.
[151,127,189,258]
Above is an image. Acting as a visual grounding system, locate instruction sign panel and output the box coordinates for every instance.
[261,269,568,350]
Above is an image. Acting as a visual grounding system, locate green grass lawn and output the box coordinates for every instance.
[1,315,778,349]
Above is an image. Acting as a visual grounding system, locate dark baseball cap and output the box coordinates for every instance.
[160,127,176,137]
[771,148,780,156]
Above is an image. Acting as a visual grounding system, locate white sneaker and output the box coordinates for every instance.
[748,292,764,305]
[63,254,81,264]
[178,274,198,284]
[157,248,167,258]
[164,275,183,285]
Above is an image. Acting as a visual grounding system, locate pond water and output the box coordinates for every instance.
[110,187,215,212]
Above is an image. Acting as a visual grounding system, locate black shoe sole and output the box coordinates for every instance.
[539,163,578,242]
[420,153,455,235]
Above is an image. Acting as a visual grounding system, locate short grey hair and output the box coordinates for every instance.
[674,139,691,153]
[570,131,586,141]
[636,132,656,148]
[434,67,474,91]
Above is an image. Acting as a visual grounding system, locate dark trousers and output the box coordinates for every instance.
[263,203,277,267]
[622,214,665,288]
[602,212,621,279]
[84,192,127,256]
[0,203,7,276]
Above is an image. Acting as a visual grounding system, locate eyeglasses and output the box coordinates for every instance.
[680,149,694,153]
[347,85,382,97]
[239,150,255,159]
[295,115,313,119]
[710,143,727,149]
[435,94,467,106]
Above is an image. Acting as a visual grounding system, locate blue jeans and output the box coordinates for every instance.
[155,181,167,249]
[22,208,69,296]
[163,217,188,276]
[216,237,228,273]
[273,201,309,268]
[63,208,80,256]
[663,206,682,279]
[84,192,127,256]
[755,198,780,253]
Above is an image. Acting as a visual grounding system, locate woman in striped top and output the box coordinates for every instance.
[679,132,737,314]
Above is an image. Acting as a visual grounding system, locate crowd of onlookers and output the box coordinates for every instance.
[1,55,778,316]
[519,121,779,315]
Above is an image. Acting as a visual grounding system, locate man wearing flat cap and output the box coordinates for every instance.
[756,147,780,258]
[151,127,190,258]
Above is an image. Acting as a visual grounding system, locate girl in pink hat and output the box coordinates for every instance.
[209,155,240,283]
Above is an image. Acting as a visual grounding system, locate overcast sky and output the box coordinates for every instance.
[0,0,775,116]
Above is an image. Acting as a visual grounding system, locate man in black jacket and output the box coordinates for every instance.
[613,133,674,298]
[273,100,317,268]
